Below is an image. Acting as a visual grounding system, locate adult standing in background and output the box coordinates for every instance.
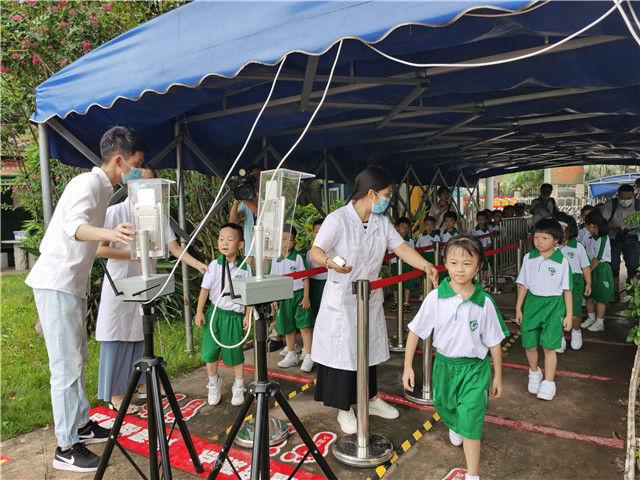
[25,126,146,473]
[429,186,457,230]
[228,165,261,264]
[530,183,560,226]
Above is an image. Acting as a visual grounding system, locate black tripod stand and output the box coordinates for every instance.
[95,302,204,480]
[208,302,336,480]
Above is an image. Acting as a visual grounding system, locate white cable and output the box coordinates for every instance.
[627,0,640,31]
[366,4,618,68]
[615,0,640,45]
[209,39,343,349]
[144,56,287,305]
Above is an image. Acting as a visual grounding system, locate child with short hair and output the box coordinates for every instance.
[577,205,596,246]
[491,210,502,236]
[471,211,493,284]
[403,235,506,480]
[440,211,460,244]
[581,211,615,333]
[390,217,417,312]
[195,223,252,407]
[271,225,314,372]
[555,213,592,352]
[415,215,440,266]
[306,218,327,326]
[516,219,572,401]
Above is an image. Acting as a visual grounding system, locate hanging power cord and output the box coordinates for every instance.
[627,0,640,31]
[614,0,640,45]
[366,3,619,68]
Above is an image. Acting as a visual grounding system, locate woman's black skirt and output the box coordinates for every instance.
[314,363,377,411]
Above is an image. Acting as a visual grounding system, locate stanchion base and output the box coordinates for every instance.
[234,417,290,448]
[389,344,406,353]
[403,387,434,406]
[332,433,393,467]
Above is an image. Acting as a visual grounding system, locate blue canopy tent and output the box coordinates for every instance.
[588,172,640,198]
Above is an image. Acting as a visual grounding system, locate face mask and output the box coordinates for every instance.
[121,158,143,184]
[540,194,550,201]
[619,198,634,208]
[372,192,390,214]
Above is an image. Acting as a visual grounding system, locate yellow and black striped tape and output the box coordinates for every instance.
[502,330,521,356]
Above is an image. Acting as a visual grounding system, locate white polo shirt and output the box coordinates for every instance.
[471,225,493,248]
[408,278,507,359]
[585,235,612,263]
[26,167,114,298]
[577,226,590,247]
[440,228,459,244]
[306,250,327,280]
[270,249,307,291]
[561,238,590,275]
[516,248,571,296]
[201,255,252,313]
[416,230,440,249]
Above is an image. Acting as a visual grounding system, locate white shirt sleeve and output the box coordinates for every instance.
[103,205,118,231]
[313,212,340,253]
[386,219,404,251]
[408,290,436,340]
[62,176,101,239]
[577,243,590,270]
[164,220,177,245]
[480,300,506,349]
[560,259,571,291]
[516,255,529,288]
[201,262,215,289]
[296,255,306,272]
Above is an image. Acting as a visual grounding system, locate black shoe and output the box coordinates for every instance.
[78,419,110,444]
[267,338,284,352]
[53,443,100,472]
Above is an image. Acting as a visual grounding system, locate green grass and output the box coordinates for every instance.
[0,273,203,440]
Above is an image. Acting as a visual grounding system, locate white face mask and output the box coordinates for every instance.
[619,198,634,208]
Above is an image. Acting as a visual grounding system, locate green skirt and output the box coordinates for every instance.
[521,292,565,350]
[433,354,491,440]
[571,273,585,317]
[591,262,614,303]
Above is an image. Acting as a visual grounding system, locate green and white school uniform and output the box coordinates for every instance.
[200,255,251,367]
[471,225,493,271]
[306,249,327,320]
[516,249,572,350]
[390,236,417,291]
[440,228,459,244]
[585,235,615,303]
[416,230,440,265]
[271,249,312,334]
[561,238,590,317]
[408,278,508,439]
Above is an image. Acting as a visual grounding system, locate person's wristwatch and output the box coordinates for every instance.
[323,257,331,269]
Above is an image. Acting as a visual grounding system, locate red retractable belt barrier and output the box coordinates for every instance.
[383,243,435,262]
[284,266,327,280]
[483,241,520,257]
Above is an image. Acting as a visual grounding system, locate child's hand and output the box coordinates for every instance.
[300,296,311,310]
[515,309,523,325]
[563,314,572,332]
[195,312,205,327]
[584,284,592,296]
[402,367,415,392]
[271,302,278,313]
[243,315,250,330]
[490,378,502,398]
[195,262,208,274]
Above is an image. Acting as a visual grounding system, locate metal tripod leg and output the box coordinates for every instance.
[150,369,172,480]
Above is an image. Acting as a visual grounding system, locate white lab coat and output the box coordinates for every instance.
[310,203,404,371]
[95,202,176,342]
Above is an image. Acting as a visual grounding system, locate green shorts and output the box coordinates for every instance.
[521,292,565,350]
[201,305,245,367]
[571,273,585,317]
[433,354,491,440]
[276,289,313,335]
[309,279,325,321]
[590,262,614,303]
[421,250,435,265]
[391,261,417,291]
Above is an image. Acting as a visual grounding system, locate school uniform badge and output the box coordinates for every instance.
[547,266,556,276]
[469,320,479,332]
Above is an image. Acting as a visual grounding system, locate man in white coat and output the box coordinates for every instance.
[25,126,146,473]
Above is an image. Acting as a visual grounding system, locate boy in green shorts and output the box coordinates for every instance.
[415,215,440,265]
[389,217,417,312]
[195,223,251,407]
[516,219,572,401]
[271,226,313,371]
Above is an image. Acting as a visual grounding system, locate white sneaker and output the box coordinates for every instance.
[300,347,308,359]
[231,383,245,406]
[571,329,583,350]
[337,408,357,434]
[587,319,604,332]
[207,379,221,406]
[277,351,299,368]
[555,336,566,354]
[581,317,596,329]
[448,429,463,447]
[368,397,399,419]
[536,380,556,401]
[300,355,314,372]
[528,368,543,394]
[279,347,290,357]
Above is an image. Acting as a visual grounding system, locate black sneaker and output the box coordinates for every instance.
[53,443,100,472]
[267,338,284,352]
[78,419,110,444]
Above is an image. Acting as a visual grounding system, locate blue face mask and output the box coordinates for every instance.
[121,158,143,184]
[372,192,390,214]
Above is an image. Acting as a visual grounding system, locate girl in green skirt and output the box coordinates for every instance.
[389,217,417,312]
[582,211,615,333]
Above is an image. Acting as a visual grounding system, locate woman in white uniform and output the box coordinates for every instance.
[96,167,207,412]
[310,165,439,433]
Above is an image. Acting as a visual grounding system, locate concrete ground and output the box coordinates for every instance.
[1,281,634,480]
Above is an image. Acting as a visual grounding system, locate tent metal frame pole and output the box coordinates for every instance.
[175,122,194,355]
[300,56,319,112]
[375,83,428,130]
[327,153,353,189]
[38,123,54,227]
[47,118,102,166]
[182,136,226,179]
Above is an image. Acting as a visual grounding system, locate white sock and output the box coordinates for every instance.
[573,328,581,332]
[588,312,596,321]
[233,378,244,387]
[208,375,219,385]
[596,317,604,324]
[465,474,480,480]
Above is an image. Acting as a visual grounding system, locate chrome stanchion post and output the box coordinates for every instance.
[516,239,523,276]
[404,275,434,406]
[492,235,500,294]
[333,280,393,467]
[390,259,405,353]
